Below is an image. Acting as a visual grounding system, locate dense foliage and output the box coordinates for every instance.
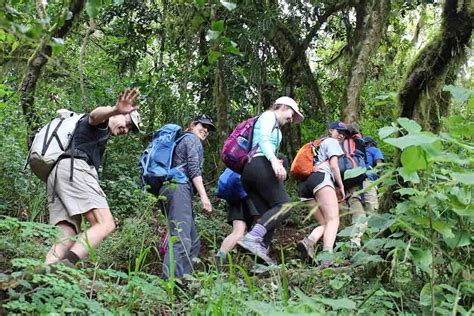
[0,0,472,314]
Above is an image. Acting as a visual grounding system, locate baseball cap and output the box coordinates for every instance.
[130,110,142,132]
[274,96,304,124]
[329,121,348,131]
[193,114,216,131]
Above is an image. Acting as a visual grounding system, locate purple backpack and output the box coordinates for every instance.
[221,116,260,173]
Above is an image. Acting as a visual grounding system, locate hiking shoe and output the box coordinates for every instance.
[297,238,315,260]
[214,254,227,272]
[238,234,275,264]
[318,259,334,270]
[58,259,76,268]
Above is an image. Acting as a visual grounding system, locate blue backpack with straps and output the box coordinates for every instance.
[139,124,190,195]
[217,168,247,203]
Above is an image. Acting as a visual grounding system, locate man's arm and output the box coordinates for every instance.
[89,88,139,126]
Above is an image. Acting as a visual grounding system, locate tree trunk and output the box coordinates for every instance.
[20,0,85,135]
[342,0,391,124]
[214,57,228,149]
[398,0,473,131]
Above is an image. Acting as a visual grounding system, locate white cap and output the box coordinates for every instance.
[274,96,304,124]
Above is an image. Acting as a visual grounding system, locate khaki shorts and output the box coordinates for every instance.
[47,158,109,233]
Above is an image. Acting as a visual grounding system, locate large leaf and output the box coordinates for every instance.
[344,166,366,180]
[384,132,438,150]
[378,126,399,139]
[220,0,237,11]
[394,188,419,196]
[443,230,471,249]
[398,167,420,183]
[410,249,432,274]
[400,146,428,172]
[317,297,356,310]
[397,117,422,133]
[451,172,474,185]
[443,85,474,104]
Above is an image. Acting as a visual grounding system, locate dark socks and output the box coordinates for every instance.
[63,250,80,264]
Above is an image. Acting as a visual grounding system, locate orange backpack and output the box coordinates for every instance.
[290,137,326,181]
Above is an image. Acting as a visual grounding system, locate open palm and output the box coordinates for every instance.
[115,88,140,114]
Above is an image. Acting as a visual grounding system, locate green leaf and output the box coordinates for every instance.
[384,132,438,150]
[444,230,471,249]
[207,50,222,64]
[220,0,237,11]
[451,206,474,217]
[195,0,205,6]
[225,45,242,56]
[343,166,366,180]
[317,297,356,310]
[443,85,474,104]
[400,146,428,172]
[451,172,474,185]
[410,249,432,274]
[212,20,225,32]
[191,15,204,28]
[398,167,420,183]
[397,117,422,133]
[394,188,419,196]
[114,0,124,4]
[378,126,399,139]
[205,30,220,41]
[86,0,102,18]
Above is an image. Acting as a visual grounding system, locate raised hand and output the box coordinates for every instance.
[114,88,140,114]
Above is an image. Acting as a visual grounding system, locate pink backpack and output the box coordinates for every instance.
[221,116,260,173]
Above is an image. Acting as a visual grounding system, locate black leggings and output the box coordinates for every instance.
[241,156,290,243]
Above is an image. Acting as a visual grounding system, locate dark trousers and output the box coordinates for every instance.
[242,156,290,246]
[159,182,200,278]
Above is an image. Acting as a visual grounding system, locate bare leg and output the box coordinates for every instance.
[315,186,340,251]
[220,220,247,253]
[45,222,76,264]
[68,208,116,259]
[308,208,326,244]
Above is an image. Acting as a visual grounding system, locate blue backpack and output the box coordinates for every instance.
[139,124,190,195]
[217,168,247,203]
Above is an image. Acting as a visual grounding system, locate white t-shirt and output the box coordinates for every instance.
[315,137,344,178]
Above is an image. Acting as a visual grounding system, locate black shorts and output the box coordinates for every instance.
[227,198,260,227]
[298,171,328,199]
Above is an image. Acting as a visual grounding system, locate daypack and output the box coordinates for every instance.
[28,109,86,182]
[290,137,326,181]
[139,124,190,195]
[217,168,247,202]
[221,116,260,174]
[338,135,367,188]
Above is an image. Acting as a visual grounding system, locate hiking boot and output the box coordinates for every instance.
[297,238,315,260]
[238,234,275,264]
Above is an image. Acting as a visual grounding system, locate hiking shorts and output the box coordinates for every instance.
[47,158,109,233]
[226,198,260,227]
[299,171,335,200]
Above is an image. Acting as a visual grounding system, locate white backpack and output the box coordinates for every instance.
[28,109,85,182]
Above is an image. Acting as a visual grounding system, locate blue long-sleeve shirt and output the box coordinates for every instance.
[251,111,281,160]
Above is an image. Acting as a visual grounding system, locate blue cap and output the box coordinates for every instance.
[329,121,348,131]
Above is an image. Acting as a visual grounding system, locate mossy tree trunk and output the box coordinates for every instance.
[398,0,473,132]
[20,0,85,136]
[342,0,391,124]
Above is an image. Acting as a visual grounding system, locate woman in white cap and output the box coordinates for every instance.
[237,96,304,264]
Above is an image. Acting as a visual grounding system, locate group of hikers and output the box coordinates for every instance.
[35,88,384,279]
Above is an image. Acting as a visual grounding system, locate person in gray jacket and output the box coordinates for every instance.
[159,114,215,279]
